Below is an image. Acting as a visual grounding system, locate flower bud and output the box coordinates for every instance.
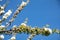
[1,6,4,9]
[10,36,16,40]
[0,25,5,30]
[0,35,4,39]
[0,6,5,15]
[0,10,5,14]
[20,1,27,6]
[21,23,26,26]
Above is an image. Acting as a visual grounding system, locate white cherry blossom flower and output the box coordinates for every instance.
[44,28,52,34]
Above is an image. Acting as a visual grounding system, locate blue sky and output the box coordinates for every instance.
[0,0,60,40]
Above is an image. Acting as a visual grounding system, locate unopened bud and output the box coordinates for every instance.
[10,36,16,40]
[0,35,4,39]
[21,23,26,26]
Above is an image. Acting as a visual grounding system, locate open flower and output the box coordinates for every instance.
[44,28,52,34]
[42,27,52,36]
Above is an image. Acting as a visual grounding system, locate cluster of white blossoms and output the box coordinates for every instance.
[0,0,60,40]
[3,10,12,19]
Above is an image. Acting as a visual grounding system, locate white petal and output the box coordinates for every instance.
[0,35,4,39]
[1,6,4,9]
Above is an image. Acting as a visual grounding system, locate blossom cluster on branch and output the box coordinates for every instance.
[0,0,60,40]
